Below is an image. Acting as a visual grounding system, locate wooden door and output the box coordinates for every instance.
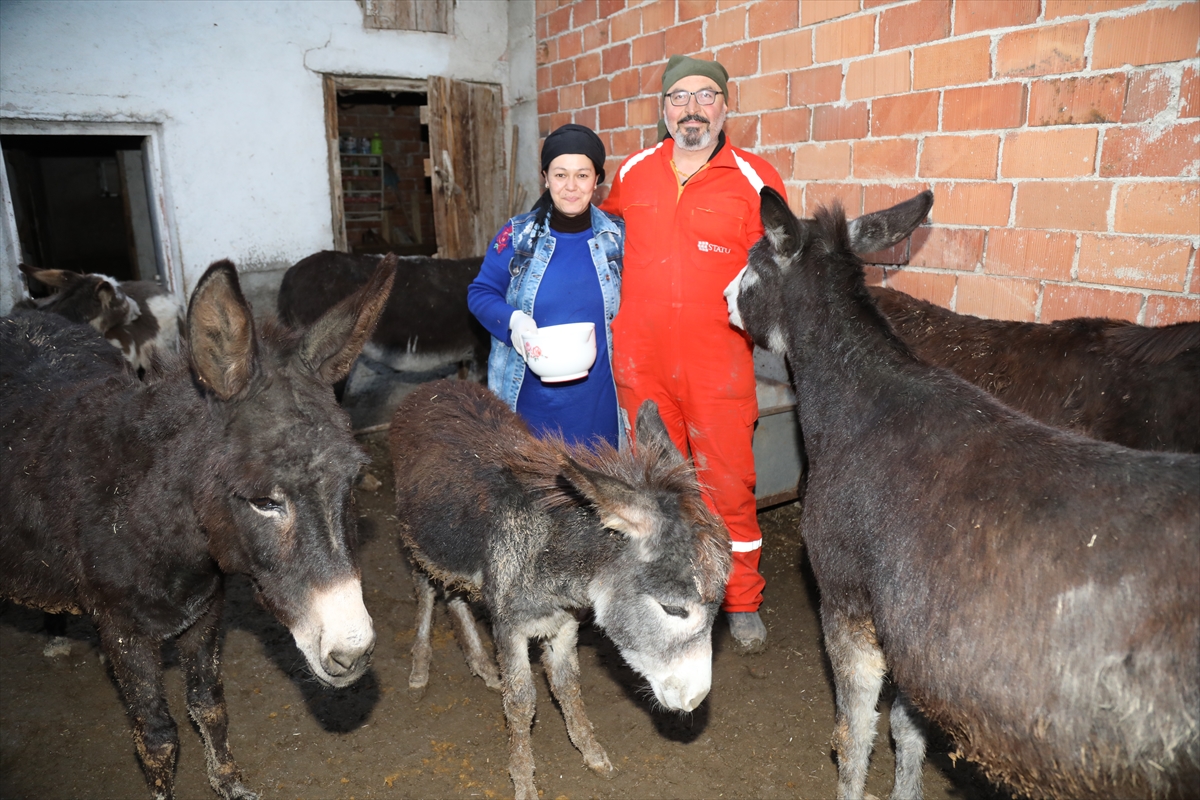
[425,77,506,258]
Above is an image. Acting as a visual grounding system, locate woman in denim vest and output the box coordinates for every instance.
[468,124,625,448]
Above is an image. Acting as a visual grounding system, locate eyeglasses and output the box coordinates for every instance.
[665,89,723,106]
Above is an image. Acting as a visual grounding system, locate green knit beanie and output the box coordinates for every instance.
[657,55,729,141]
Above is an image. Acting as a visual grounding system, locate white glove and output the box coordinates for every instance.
[509,310,538,355]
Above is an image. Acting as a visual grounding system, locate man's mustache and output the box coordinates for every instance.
[678,113,709,125]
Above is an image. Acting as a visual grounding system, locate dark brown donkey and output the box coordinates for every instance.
[725,189,1199,800]
[390,379,731,800]
[0,255,396,799]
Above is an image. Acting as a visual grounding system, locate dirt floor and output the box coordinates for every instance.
[0,429,1012,800]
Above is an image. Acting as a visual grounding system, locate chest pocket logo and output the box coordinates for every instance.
[697,240,732,254]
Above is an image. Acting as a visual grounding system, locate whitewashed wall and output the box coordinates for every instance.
[0,0,538,312]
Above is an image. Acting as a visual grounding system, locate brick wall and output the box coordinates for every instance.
[535,0,1200,324]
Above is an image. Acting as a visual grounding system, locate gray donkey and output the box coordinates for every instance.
[1,255,395,799]
[389,379,732,800]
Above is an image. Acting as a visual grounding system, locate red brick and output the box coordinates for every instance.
[573,106,599,130]
[908,227,986,271]
[664,20,704,54]
[864,183,932,215]
[943,83,1027,131]
[801,0,859,27]
[956,274,1039,321]
[913,37,990,90]
[812,103,869,140]
[599,0,628,19]
[1101,122,1200,179]
[1182,65,1200,119]
[758,146,795,181]
[537,64,552,92]
[854,139,918,179]
[1093,4,1200,69]
[1043,0,1140,20]
[679,0,718,21]
[706,7,747,46]
[640,62,668,96]
[627,95,659,126]
[1015,181,1111,232]
[921,134,1000,180]
[575,51,602,82]
[864,264,887,284]
[793,141,852,180]
[538,89,559,115]
[1115,182,1200,236]
[846,51,911,101]
[546,5,572,34]
[995,21,1088,78]
[1002,128,1099,179]
[598,100,626,130]
[884,268,958,306]
[609,6,641,41]
[761,30,813,73]
[584,77,611,106]
[803,182,864,216]
[1078,234,1192,292]
[574,0,600,27]
[602,43,632,74]
[560,84,584,111]
[547,111,572,132]
[749,0,800,36]
[814,14,875,63]
[1146,295,1200,325]
[761,107,812,145]
[1122,68,1172,123]
[715,41,759,78]
[610,68,641,100]
[631,32,665,66]
[934,182,1014,226]
[723,114,758,148]
[790,64,844,106]
[1041,285,1142,324]
[1028,74,1126,127]
[986,228,1076,281]
[583,19,610,51]
[641,0,675,31]
[558,30,583,60]
[955,0,1038,34]
[871,91,938,136]
[736,73,788,112]
[879,0,950,51]
[610,128,644,160]
[536,0,557,18]
[550,60,575,88]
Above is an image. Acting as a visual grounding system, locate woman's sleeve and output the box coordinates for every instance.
[467,222,518,342]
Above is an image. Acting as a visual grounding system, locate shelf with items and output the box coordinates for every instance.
[340,153,384,222]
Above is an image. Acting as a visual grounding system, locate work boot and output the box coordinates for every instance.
[727,610,767,654]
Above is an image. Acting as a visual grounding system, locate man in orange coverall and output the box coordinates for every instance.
[602,55,787,654]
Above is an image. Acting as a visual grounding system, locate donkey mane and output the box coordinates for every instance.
[1104,319,1200,365]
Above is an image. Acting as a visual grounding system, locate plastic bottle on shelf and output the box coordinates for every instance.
[370,133,383,155]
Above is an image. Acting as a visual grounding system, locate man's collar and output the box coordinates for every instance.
[660,130,727,164]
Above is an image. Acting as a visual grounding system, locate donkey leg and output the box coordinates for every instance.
[494,623,539,800]
[541,616,614,778]
[446,595,502,692]
[97,623,178,800]
[176,588,258,800]
[408,569,436,699]
[824,609,887,800]
[888,692,926,800]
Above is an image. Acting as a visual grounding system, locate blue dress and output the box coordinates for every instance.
[468,223,620,449]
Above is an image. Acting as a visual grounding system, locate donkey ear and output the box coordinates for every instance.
[634,400,686,468]
[24,266,70,289]
[297,253,396,385]
[759,186,802,256]
[847,190,932,255]
[560,456,658,541]
[187,259,259,401]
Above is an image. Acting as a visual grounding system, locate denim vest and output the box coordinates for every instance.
[487,204,625,417]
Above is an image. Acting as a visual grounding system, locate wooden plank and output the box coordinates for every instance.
[323,74,348,253]
[426,77,507,258]
[359,0,451,34]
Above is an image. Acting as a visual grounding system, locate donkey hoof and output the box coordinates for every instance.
[587,754,615,779]
[407,683,428,701]
[483,675,503,694]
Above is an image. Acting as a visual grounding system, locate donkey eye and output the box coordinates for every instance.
[249,496,284,515]
[660,604,689,619]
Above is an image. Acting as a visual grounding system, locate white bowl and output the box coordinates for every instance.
[522,322,597,383]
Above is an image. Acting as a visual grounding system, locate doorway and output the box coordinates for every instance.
[2,134,159,292]
[324,75,508,259]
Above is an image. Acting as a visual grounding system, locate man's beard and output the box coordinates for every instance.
[671,109,725,151]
